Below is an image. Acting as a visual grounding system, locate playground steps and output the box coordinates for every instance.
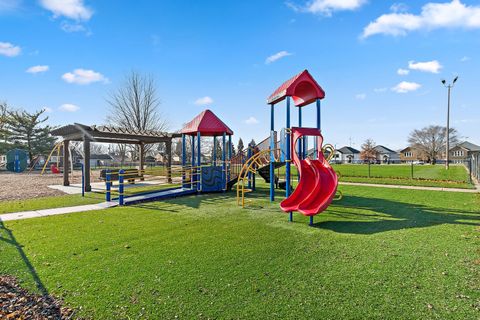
[257,162,288,190]
[226,176,238,191]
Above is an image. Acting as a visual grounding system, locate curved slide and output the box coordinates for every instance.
[280,127,338,217]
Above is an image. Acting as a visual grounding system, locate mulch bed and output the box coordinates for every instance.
[0,275,75,319]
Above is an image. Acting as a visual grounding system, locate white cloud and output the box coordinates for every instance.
[39,0,93,20]
[408,60,442,73]
[390,3,409,13]
[362,0,480,38]
[60,21,87,33]
[245,116,259,125]
[397,68,410,75]
[355,93,367,100]
[62,68,108,85]
[194,96,213,106]
[0,41,21,57]
[392,81,421,93]
[265,51,292,64]
[289,0,367,16]
[59,103,80,112]
[460,56,470,62]
[26,65,49,74]
[44,107,53,113]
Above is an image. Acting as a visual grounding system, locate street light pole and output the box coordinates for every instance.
[441,76,458,170]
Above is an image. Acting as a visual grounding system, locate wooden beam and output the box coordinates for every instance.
[83,137,91,192]
[139,143,145,181]
[166,141,172,183]
[63,140,70,186]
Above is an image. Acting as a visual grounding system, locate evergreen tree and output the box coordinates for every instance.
[7,109,56,162]
[0,102,10,153]
[249,139,256,147]
[237,138,244,153]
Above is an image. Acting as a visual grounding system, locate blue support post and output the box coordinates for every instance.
[270,103,275,201]
[105,169,111,201]
[222,133,226,190]
[197,132,201,191]
[309,216,314,226]
[213,136,217,166]
[315,98,321,159]
[228,135,232,181]
[191,135,195,190]
[14,150,19,173]
[298,106,302,160]
[81,163,85,197]
[182,134,186,187]
[118,169,125,206]
[286,96,292,220]
[247,147,252,189]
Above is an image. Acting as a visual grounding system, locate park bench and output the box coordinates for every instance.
[99,169,142,185]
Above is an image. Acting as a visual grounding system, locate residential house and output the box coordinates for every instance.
[334,146,361,164]
[449,141,480,164]
[0,154,6,167]
[399,146,425,163]
[374,145,400,164]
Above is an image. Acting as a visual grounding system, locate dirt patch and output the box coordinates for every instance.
[0,171,101,201]
[0,275,74,319]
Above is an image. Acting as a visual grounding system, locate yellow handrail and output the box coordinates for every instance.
[236,148,281,207]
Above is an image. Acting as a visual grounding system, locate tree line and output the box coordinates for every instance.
[359,125,459,164]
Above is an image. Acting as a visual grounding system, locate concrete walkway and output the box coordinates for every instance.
[339,181,480,193]
[0,201,118,222]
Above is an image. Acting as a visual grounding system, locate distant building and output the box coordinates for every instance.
[399,146,425,163]
[0,154,6,166]
[374,145,400,164]
[449,141,480,164]
[334,146,360,164]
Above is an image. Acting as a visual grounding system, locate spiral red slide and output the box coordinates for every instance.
[280,127,338,216]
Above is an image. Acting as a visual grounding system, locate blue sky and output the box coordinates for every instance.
[1,0,479,150]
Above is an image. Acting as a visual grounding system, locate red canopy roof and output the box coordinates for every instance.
[181,109,233,136]
[267,69,325,107]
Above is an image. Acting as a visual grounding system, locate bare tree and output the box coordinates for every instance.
[106,71,168,159]
[408,125,459,164]
[90,143,106,155]
[360,138,378,163]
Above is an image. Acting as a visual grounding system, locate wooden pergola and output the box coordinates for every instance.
[50,123,180,192]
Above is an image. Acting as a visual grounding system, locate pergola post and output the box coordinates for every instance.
[139,142,145,181]
[63,140,70,186]
[83,137,91,192]
[166,139,172,183]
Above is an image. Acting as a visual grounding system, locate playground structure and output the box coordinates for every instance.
[5,149,28,173]
[236,70,339,225]
[103,109,236,205]
[47,70,338,225]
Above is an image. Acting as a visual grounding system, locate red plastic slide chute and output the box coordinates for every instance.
[280,127,338,216]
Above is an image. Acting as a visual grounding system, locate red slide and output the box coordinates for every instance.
[280,127,338,216]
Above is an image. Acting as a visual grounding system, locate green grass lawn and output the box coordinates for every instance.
[1,183,479,319]
[340,176,475,189]
[331,164,470,181]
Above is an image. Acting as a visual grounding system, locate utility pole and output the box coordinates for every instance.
[441,76,458,170]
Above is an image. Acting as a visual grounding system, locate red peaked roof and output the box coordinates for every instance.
[181,109,233,136]
[267,69,325,107]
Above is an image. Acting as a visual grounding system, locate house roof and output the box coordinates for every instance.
[337,146,360,154]
[374,145,397,154]
[456,141,480,152]
[267,69,325,107]
[399,146,413,153]
[181,109,233,136]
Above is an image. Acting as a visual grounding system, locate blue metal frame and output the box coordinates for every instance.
[118,169,125,206]
[197,132,201,191]
[182,134,186,187]
[269,103,275,201]
[191,135,195,190]
[105,169,111,201]
[213,136,217,166]
[228,135,232,181]
[286,96,292,222]
[222,133,226,190]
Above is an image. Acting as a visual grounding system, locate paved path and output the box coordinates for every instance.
[0,202,118,222]
[339,181,480,193]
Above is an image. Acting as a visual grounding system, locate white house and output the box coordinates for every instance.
[334,146,361,164]
[374,145,400,164]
